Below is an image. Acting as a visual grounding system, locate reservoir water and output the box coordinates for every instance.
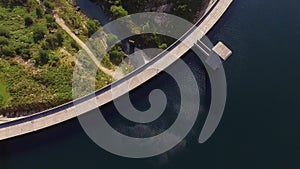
[0,0,299,168]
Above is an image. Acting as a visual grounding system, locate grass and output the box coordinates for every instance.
[0,1,112,113]
[0,59,52,107]
[0,80,10,107]
[1,4,49,58]
[0,0,128,117]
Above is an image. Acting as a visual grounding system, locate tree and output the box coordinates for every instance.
[24,15,33,27]
[33,24,47,43]
[87,19,100,37]
[110,5,128,18]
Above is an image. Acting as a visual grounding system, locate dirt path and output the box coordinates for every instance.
[53,15,121,77]
[36,0,124,80]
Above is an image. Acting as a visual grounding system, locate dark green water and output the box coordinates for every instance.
[1,0,299,168]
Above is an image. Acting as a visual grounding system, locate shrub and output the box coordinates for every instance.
[48,54,59,66]
[36,7,44,19]
[43,0,54,10]
[159,43,168,50]
[0,27,10,38]
[45,14,55,23]
[44,32,64,50]
[110,5,128,18]
[55,31,64,46]
[20,49,30,60]
[109,46,124,65]
[45,34,58,49]
[14,43,30,59]
[0,46,15,57]
[0,37,9,46]
[35,49,49,66]
[24,15,34,27]
[71,40,79,51]
[47,22,58,30]
[33,24,47,43]
[101,54,115,70]
[87,20,100,37]
[176,4,188,13]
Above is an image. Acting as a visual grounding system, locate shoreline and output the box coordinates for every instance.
[0,0,233,140]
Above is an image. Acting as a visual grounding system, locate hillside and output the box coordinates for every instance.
[0,0,112,117]
[0,0,209,118]
[91,0,209,22]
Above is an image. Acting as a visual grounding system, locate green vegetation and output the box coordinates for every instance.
[106,33,119,47]
[0,37,9,46]
[0,27,10,38]
[92,0,207,22]
[35,49,49,66]
[109,46,125,65]
[0,59,69,107]
[90,0,208,49]
[101,54,115,70]
[24,15,34,27]
[110,5,128,19]
[0,0,28,7]
[0,0,207,117]
[159,43,168,50]
[33,24,47,43]
[49,0,100,41]
[43,0,54,10]
[87,19,100,37]
[0,80,10,108]
[35,6,43,18]
[0,0,113,117]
